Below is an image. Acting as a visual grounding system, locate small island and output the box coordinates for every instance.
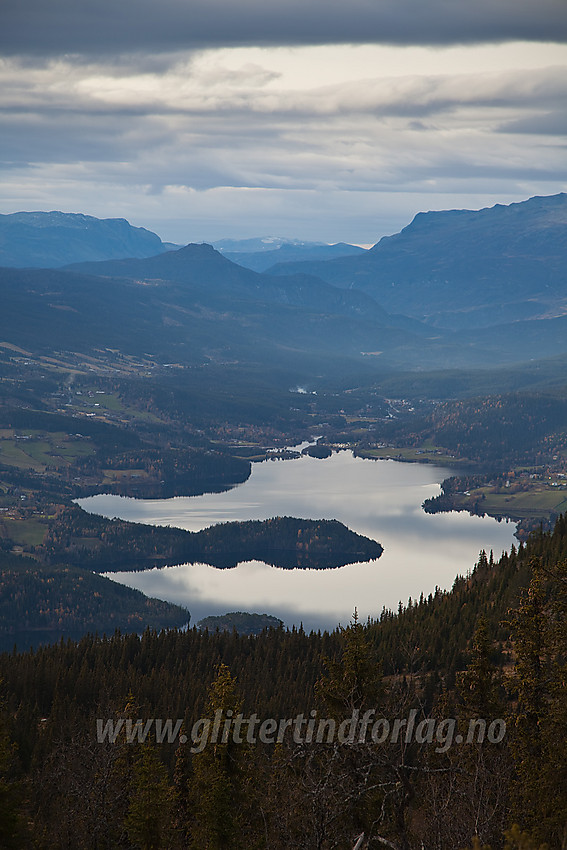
[197,612,283,635]
[302,444,333,459]
[42,507,384,571]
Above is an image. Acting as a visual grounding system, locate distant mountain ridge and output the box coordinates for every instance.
[65,242,388,321]
[213,236,321,253]
[0,210,173,268]
[0,243,441,372]
[223,242,366,273]
[2,238,567,375]
[268,193,567,330]
[5,195,565,333]
[1,195,566,374]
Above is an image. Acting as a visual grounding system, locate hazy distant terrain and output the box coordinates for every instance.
[217,239,367,272]
[0,196,565,375]
[0,211,175,267]
[269,193,567,330]
[1,196,564,371]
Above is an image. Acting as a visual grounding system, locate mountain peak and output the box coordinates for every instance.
[177,242,218,255]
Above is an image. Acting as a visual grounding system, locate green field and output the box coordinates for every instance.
[101,468,148,484]
[0,440,51,471]
[454,485,567,519]
[66,391,165,424]
[0,430,94,472]
[2,517,47,546]
[357,445,462,466]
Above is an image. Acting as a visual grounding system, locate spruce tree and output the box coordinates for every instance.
[509,558,567,847]
[125,742,174,850]
[189,664,253,850]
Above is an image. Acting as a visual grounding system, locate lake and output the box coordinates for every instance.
[77,451,516,632]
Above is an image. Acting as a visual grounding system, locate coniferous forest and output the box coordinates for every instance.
[0,516,565,849]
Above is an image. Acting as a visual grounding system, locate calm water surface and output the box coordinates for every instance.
[78,452,515,632]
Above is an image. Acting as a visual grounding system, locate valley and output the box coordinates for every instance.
[0,194,566,643]
[0,195,565,849]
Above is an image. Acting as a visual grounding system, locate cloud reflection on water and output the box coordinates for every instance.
[82,453,516,631]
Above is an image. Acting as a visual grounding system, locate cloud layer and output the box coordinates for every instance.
[1,1,567,243]
[2,0,567,56]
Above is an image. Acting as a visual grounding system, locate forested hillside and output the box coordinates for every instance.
[0,516,565,849]
[0,552,188,644]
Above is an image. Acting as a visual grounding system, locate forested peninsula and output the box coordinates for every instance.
[42,507,384,571]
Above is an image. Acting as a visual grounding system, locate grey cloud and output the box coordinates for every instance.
[1,0,566,57]
[2,57,565,128]
[294,67,567,119]
[499,110,567,135]
[2,62,566,198]
[398,161,567,185]
[0,115,168,165]
[0,52,190,74]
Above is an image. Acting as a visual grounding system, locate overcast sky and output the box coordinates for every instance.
[1,0,567,245]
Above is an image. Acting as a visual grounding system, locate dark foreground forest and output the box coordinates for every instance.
[0,516,565,849]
